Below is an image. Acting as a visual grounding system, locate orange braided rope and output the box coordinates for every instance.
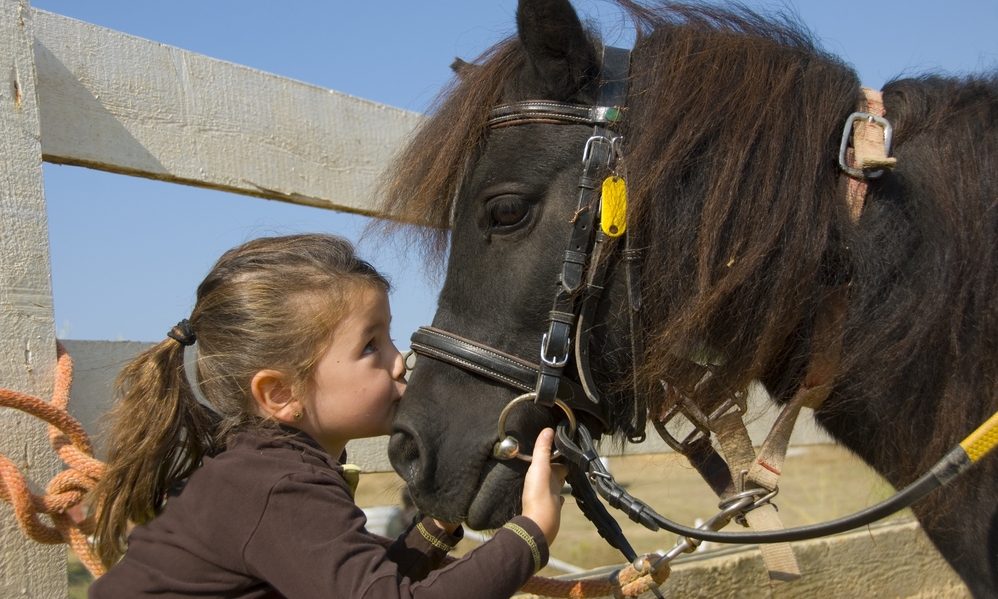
[1,345,655,597]
[0,342,106,577]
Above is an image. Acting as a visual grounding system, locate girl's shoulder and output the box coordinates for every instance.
[109,429,360,589]
[149,428,353,542]
[221,427,339,471]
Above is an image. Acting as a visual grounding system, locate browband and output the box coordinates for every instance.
[487,101,623,128]
[485,45,630,129]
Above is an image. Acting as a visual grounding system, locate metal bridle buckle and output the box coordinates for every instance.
[540,332,570,368]
[838,111,894,179]
[654,379,749,453]
[493,392,578,462]
[581,135,618,166]
[402,349,417,371]
[707,389,748,425]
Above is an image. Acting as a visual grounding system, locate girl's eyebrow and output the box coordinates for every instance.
[362,318,388,338]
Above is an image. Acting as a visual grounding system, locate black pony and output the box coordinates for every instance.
[380,1,998,595]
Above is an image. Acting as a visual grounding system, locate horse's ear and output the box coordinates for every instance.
[516,0,598,101]
[451,57,477,80]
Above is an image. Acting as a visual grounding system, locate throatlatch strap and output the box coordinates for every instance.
[708,285,849,584]
[747,286,846,490]
[675,88,882,583]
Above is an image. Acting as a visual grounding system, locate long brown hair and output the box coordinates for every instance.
[89,233,388,568]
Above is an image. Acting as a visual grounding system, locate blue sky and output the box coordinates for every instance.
[30,0,998,346]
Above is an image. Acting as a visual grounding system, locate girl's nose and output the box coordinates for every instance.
[391,344,407,382]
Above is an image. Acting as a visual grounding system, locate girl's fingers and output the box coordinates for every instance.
[521,428,566,546]
[550,464,568,491]
[532,428,554,464]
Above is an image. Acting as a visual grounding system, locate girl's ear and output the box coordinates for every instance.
[250,369,299,423]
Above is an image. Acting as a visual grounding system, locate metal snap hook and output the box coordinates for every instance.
[493,392,577,462]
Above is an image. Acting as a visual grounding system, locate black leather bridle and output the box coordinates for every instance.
[408,45,640,458]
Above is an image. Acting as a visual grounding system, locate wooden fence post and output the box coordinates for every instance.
[0,0,66,596]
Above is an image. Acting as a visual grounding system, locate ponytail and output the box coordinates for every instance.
[89,338,218,568]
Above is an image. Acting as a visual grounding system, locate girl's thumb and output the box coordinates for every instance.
[533,428,554,460]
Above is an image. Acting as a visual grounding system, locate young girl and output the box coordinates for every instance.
[87,233,566,598]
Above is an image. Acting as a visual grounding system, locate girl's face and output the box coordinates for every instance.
[298,286,406,457]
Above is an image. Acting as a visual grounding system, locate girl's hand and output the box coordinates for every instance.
[520,428,568,546]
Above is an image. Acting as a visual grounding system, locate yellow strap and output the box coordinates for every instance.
[960,411,998,462]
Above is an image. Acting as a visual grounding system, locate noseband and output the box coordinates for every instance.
[408,45,638,461]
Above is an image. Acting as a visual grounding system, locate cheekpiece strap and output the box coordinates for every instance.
[533,45,631,410]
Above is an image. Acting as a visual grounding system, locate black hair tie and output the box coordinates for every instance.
[167,319,197,346]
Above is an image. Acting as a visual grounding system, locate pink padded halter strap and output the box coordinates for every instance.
[845,87,896,221]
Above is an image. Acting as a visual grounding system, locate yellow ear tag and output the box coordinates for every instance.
[600,176,627,237]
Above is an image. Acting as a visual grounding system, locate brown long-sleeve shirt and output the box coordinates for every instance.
[89,428,547,598]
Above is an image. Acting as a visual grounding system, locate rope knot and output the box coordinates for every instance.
[0,342,107,577]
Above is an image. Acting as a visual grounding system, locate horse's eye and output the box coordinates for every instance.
[488,196,530,229]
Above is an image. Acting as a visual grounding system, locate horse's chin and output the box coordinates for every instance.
[465,459,524,530]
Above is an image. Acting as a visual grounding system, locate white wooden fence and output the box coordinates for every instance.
[0,1,966,597]
[1,1,422,594]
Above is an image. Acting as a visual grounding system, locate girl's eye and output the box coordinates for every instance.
[363,341,378,355]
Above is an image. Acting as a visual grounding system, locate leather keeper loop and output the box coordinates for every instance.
[548,310,578,325]
[535,374,560,407]
[562,263,584,293]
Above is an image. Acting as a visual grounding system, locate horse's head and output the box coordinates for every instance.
[386,0,636,528]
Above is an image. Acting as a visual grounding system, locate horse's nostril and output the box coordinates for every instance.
[388,428,422,481]
[398,435,420,463]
